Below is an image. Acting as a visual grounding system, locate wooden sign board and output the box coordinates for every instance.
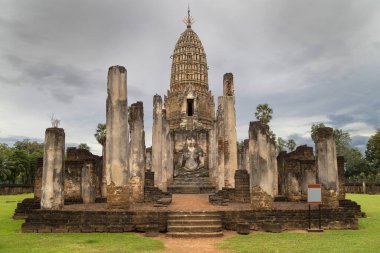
[307,184,322,204]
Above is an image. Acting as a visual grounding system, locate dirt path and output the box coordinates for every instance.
[156,231,236,253]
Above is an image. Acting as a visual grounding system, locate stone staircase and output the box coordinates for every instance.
[167,211,223,238]
[168,177,215,194]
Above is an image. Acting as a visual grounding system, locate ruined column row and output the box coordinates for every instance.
[41,65,147,210]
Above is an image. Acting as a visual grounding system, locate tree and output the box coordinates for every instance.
[0,144,11,182]
[344,148,367,178]
[277,137,287,153]
[255,103,273,125]
[366,129,380,175]
[287,139,296,151]
[333,129,352,156]
[237,140,244,152]
[311,123,326,143]
[269,130,276,142]
[310,124,351,156]
[78,143,90,151]
[94,123,106,146]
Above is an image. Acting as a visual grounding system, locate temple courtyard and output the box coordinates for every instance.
[1,193,379,253]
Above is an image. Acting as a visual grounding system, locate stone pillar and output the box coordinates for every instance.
[162,111,173,190]
[101,143,107,198]
[41,128,65,210]
[216,101,225,190]
[208,123,218,187]
[128,101,146,202]
[161,110,168,191]
[277,151,287,195]
[34,157,43,200]
[248,121,277,209]
[271,142,278,196]
[316,127,339,208]
[81,159,96,204]
[105,65,130,209]
[222,73,238,188]
[152,95,163,189]
[337,156,345,200]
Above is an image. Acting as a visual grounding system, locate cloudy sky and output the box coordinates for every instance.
[0,0,379,155]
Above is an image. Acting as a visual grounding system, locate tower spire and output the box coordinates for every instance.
[182,4,194,28]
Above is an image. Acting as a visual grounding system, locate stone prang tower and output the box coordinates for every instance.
[164,12,215,130]
[152,8,237,193]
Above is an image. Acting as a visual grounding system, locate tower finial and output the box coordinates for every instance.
[182,4,195,28]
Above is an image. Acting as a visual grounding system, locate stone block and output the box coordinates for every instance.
[145,224,160,237]
[262,223,282,233]
[236,223,250,235]
[251,186,273,210]
[107,184,130,209]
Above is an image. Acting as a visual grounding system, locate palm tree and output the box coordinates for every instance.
[287,139,296,151]
[255,103,273,125]
[94,123,106,197]
[94,123,106,147]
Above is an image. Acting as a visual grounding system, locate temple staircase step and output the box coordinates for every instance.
[168,177,216,194]
[167,211,223,238]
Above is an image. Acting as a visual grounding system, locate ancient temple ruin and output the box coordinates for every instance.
[16,9,364,236]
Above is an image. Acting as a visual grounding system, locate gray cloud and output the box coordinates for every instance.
[0,0,379,155]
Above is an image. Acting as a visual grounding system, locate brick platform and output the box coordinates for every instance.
[20,195,361,233]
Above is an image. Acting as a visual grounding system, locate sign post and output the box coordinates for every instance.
[306,184,324,232]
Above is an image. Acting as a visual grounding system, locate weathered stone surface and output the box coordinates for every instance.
[105,65,130,208]
[34,158,43,200]
[145,224,160,237]
[107,184,130,209]
[164,26,215,131]
[316,127,339,208]
[81,159,96,204]
[41,128,65,210]
[236,223,250,234]
[146,147,152,171]
[337,156,345,200]
[128,101,146,202]
[161,110,173,191]
[152,95,163,189]
[277,145,317,202]
[262,223,282,233]
[216,107,225,190]
[105,65,129,187]
[63,148,102,202]
[208,124,218,187]
[251,186,273,210]
[248,121,277,204]
[211,169,251,205]
[144,171,172,203]
[128,176,144,203]
[21,202,361,233]
[214,73,238,189]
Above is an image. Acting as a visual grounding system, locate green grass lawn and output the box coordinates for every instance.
[0,194,164,253]
[219,194,380,253]
[1,194,380,253]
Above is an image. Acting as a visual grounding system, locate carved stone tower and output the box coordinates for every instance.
[164,11,215,130]
[159,8,216,193]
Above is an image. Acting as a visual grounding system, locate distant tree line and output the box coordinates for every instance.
[0,140,44,184]
[0,139,94,185]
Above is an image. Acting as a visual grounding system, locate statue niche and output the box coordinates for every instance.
[174,134,208,178]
